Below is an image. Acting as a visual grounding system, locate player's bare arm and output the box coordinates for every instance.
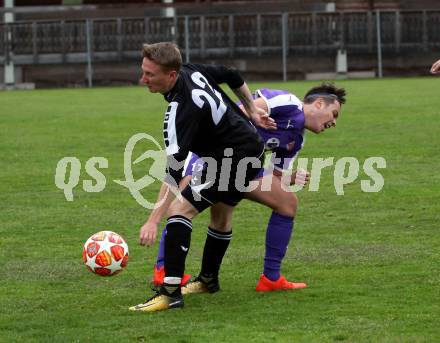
[139,177,190,246]
[233,83,277,130]
[430,59,440,74]
[292,168,310,186]
[139,182,177,247]
[272,168,310,186]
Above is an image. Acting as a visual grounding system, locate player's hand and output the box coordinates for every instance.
[431,59,440,74]
[250,107,277,130]
[291,168,310,186]
[139,221,158,247]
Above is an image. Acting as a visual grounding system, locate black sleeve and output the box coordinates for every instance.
[193,63,245,89]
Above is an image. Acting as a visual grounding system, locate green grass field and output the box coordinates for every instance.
[1,77,439,342]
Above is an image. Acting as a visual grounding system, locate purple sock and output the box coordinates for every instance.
[263,212,294,281]
[156,227,167,269]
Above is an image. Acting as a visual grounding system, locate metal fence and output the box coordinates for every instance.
[2,9,440,66]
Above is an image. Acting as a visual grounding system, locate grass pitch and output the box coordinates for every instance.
[1,77,439,342]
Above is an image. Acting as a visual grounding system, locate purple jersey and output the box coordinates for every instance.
[255,88,305,172]
[183,88,305,177]
[182,152,204,177]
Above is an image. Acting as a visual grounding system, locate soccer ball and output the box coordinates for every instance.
[82,231,129,276]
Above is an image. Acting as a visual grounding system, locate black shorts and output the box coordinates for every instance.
[181,151,265,213]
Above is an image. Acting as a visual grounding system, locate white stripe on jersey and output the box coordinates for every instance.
[164,101,179,156]
[257,90,303,115]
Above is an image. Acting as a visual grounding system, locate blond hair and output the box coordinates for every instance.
[142,42,182,72]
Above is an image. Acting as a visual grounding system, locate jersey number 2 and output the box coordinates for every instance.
[191,72,227,125]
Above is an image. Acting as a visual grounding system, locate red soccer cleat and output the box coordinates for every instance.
[152,265,191,287]
[255,274,307,292]
[153,265,165,287]
[181,273,192,286]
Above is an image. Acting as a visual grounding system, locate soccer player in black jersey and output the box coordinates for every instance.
[129,42,274,312]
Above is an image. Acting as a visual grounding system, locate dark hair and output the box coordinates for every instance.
[304,82,346,105]
[142,42,182,72]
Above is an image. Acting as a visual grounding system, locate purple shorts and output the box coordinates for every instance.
[183,152,265,180]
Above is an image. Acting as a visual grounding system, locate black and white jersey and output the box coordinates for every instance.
[162,63,264,185]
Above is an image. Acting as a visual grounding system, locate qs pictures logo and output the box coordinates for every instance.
[55,133,387,209]
[54,133,180,209]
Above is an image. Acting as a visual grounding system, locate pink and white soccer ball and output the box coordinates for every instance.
[82,231,129,276]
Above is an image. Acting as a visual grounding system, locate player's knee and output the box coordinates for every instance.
[209,217,232,231]
[167,198,198,219]
[275,194,298,217]
[209,204,233,231]
[209,211,232,231]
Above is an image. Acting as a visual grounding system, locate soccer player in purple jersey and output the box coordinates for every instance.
[152,83,346,293]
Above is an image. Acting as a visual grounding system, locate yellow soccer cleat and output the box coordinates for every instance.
[129,292,184,312]
[181,276,220,295]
